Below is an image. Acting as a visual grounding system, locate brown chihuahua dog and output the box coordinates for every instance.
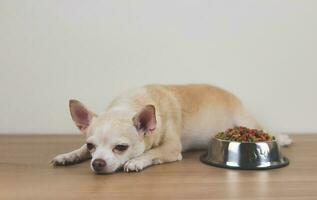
[51,84,292,173]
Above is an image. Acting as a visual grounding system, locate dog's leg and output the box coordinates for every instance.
[50,144,91,166]
[123,135,182,172]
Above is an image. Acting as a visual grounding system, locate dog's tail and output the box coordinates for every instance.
[254,127,293,147]
[234,107,293,147]
[271,131,293,147]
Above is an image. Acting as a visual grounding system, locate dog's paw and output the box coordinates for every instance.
[123,158,151,172]
[50,153,80,166]
[277,134,293,147]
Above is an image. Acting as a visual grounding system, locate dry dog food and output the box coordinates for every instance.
[215,126,275,142]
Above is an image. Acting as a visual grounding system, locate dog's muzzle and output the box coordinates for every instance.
[92,159,107,172]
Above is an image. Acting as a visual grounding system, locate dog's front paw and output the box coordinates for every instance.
[123,158,151,172]
[50,153,80,166]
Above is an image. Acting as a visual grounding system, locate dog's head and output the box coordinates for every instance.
[69,99,156,174]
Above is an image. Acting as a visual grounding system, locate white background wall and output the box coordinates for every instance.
[0,0,316,134]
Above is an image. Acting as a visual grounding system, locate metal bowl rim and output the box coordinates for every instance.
[213,137,278,144]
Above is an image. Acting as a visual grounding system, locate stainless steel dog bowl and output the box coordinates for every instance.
[201,138,289,170]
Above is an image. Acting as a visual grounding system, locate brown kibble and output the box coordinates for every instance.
[215,126,275,142]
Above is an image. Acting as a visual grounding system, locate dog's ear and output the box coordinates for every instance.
[133,105,156,134]
[69,99,97,133]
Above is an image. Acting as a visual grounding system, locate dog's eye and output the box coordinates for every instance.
[86,143,95,151]
[114,144,129,152]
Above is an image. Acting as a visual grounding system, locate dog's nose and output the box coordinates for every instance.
[92,159,106,172]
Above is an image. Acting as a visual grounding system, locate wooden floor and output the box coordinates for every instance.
[0,135,316,200]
